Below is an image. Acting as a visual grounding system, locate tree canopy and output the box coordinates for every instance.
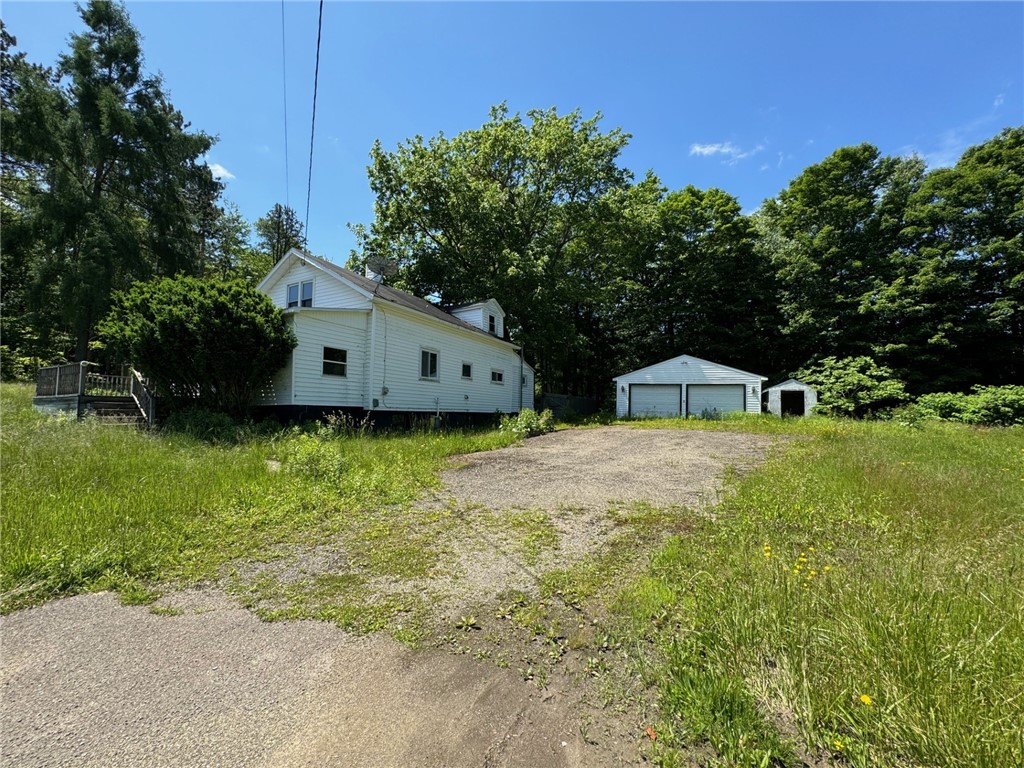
[1,2,220,362]
[3,3,1020,407]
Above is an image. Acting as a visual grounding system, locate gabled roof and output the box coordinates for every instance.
[451,298,506,317]
[265,249,516,346]
[613,353,768,381]
[766,378,815,391]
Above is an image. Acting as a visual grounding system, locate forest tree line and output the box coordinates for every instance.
[2,2,1021,401]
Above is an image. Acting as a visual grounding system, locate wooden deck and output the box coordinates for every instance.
[33,363,156,425]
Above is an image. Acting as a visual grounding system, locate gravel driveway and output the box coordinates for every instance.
[1,427,775,767]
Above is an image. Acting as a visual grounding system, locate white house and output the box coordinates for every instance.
[255,249,534,421]
[613,354,766,418]
[766,378,818,417]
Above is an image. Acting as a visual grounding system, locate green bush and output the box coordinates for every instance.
[99,277,296,417]
[917,386,1024,427]
[499,408,555,438]
[915,391,968,421]
[284,431,346,480]
[796,356,908,418]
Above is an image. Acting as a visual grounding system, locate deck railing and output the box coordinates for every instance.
[130,369,156,426]
[35,362,86,397]
[35,363,157,426]
[35,363,136,398]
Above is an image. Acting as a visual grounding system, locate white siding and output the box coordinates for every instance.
[767,380,818,416]
[255,316,294,405]
[290,310,370,406]
[451,299,504,338]
[614,355,764,418]
[521,364,535,411]
[370,303,528,414]
[263,258,370,310]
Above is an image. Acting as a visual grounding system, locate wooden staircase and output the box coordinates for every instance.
[82,396,147,425]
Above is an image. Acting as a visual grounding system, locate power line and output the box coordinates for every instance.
[304,0,324,236]
[280,0,290,207]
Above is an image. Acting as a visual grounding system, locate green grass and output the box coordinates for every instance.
[6,382,1022,765]
[0,382,517,612]
[614,418,1024,767]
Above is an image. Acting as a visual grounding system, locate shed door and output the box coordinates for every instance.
[687,384,745,416]
[630,384,681,418]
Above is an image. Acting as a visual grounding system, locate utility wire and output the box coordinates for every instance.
[304,0,324,236]
[280,0,291,207]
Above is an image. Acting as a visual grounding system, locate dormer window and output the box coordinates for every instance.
[287,280,313,308]
[488,314,496,334]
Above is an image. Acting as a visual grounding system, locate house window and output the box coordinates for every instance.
[286,280,313,308]
[420,349,439,380]
[462,362,472,379]
[322,347,347,377]
[488,314,496,334]
[491,369,504,384]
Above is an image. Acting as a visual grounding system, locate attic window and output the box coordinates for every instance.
[488,314,496,334]
[287,280,313,308]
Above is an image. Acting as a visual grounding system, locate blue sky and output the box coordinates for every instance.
[4,1,1022,262]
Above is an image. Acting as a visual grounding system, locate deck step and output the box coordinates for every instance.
[83,397,145,424]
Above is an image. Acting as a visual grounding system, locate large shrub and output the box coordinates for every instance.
[917,386,1024,427]
[499,408,555,438]
[796,356,908,418]
[99,277,296,417]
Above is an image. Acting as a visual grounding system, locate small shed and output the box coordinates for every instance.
[766,378,818,417]
[613,354,767,419]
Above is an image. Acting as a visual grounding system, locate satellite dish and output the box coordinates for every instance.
[365,255,399,277]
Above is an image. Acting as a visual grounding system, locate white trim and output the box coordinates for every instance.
[321,345,348,377]
[258,248,376,301]
[491,369,505,385]
[420,347,440,381]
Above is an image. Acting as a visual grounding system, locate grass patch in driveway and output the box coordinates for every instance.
[614,420,1024,767]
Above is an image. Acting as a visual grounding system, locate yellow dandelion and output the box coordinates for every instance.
[824,565,832,572]
[859,694,874,706]
[833,738,845,752]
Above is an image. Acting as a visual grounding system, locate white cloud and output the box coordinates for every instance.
[207,162,235,181]
[994,93,1005,108]
[689,141,765,165]
[760,164,770,172]
[690,142,738,157]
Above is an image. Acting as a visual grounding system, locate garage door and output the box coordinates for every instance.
[630,384,681,418]
[687,384,745,416]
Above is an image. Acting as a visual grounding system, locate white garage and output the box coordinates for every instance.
[613,354,767,419]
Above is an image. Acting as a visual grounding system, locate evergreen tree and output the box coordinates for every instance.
[2,2,220,361]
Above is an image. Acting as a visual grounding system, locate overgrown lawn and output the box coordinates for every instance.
[0,383,516,612]
[615,418,1024,767]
